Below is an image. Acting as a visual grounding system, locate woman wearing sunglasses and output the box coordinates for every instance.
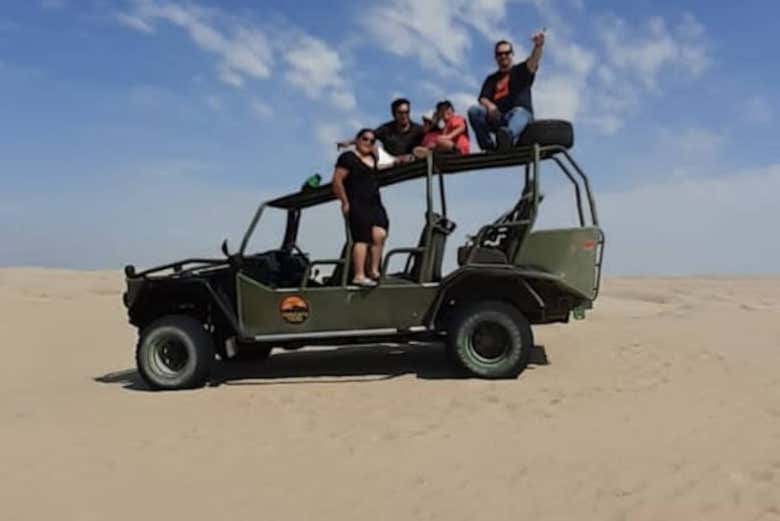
[332,128,389,287]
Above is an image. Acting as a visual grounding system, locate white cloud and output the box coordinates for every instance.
[118,1,273,87]
[364,0,472,73]
[284,36,356,111]
[597,14,710,89]
[118,1,357,111]
[534,12,711,133]
[115,12,154,33]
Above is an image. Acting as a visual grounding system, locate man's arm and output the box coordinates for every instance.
[479,78,499,114]
[526,31,545,74]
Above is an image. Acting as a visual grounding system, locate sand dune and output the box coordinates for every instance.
[1,268,779,521]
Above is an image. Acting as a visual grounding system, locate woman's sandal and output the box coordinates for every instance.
[352,277,377,288]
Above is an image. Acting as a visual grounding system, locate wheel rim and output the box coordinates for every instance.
[469,321,511,363]
[149,336,190,377]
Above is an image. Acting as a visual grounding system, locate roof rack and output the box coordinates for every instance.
[267,145,562,210]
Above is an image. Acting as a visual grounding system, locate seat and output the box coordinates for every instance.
[458,189,543,267]
[401,213,456,283]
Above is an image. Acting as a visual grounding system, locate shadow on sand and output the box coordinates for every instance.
[95,343,549,392]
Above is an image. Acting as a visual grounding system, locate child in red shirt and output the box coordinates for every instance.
[413,101,470,158]
[437,100,470,155]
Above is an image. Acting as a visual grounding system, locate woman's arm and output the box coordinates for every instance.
[332,167,350,214]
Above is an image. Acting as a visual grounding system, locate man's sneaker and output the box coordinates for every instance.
[495,127,512,152]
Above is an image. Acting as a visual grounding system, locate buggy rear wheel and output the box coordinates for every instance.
[448,301,532,379]
[136,315,215,390]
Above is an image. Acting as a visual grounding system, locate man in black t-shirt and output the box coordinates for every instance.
[338,98,424,164]
[468,33,545,151]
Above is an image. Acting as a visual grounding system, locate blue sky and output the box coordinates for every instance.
[1,0,778,274]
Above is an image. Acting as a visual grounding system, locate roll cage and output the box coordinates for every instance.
[236,144,602,293]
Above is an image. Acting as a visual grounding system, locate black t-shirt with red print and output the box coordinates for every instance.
[479,61,535,114]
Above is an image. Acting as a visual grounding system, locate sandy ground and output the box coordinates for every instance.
[1,268,779,521]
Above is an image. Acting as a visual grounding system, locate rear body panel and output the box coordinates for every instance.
[514,226,604,300]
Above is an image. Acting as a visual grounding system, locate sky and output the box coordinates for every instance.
[0,0,778,275]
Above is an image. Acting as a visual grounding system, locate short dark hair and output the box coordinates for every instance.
[391,98,411,115]
[355,128,375,140]
[436,100,453,112]
[494,40,513,54]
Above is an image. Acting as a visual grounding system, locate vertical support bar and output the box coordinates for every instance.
[552,157,585,227]
[239,203,266,255]
[532,144,541,222]
[561,150,599,226]
[341,215,353,286]
[437,167,447,218]
[420,153,435,283]
[524,163,530,191]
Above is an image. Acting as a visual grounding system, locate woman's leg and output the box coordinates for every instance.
[352,242,368,281]
[369,226,387,278]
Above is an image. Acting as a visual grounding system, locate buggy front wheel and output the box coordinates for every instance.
[136,315,215,390]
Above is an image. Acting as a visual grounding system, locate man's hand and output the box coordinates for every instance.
[527,30,545,73]
[487,106,501,124]
[341,201,350,215]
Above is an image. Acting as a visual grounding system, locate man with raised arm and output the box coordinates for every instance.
[468,32,545,152]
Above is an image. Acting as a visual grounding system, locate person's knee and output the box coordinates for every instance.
[372,227,387,244]
[468,104,485,120]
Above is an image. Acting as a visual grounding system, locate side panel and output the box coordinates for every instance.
[514,227,604,300]
[237,274,438,336]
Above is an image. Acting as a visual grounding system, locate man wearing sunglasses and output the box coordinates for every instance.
[468,32,545,152]
[338,98,424,165]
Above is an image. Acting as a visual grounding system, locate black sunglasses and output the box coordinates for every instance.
[495,50,513,57]
[359,136,376,144]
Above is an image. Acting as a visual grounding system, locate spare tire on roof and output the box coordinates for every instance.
[517,119,573,149]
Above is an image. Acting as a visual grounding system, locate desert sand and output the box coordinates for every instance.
[1,268,779,521]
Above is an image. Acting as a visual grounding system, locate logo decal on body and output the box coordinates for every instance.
[279,296,310,325]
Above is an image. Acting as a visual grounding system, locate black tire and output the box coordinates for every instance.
[517,119,573,149]
[136,315,215,390]
[447,301,533,379]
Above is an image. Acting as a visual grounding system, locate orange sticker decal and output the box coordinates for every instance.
[279,296,310,325]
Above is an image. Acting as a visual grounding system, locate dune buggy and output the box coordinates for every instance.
[123,120,604,390]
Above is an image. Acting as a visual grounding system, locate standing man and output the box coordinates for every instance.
[338,98,424,165]
[468,32,545,152]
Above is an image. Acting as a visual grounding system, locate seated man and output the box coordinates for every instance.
[468,32,545,152]
[338,98,424,166]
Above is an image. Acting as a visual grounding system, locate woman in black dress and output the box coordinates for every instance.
[332,128,389,287]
